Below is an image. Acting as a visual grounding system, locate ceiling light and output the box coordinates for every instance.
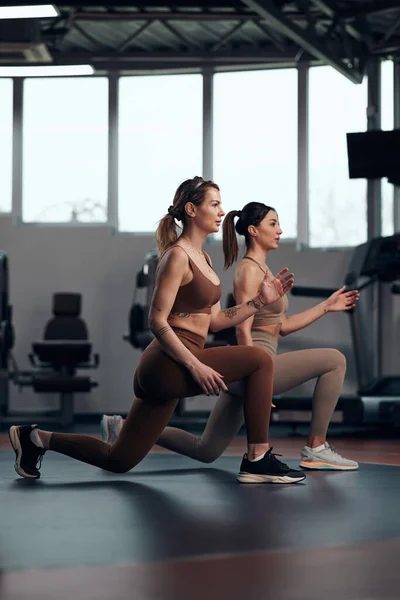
[0,5,59,19]
[0,65,95,77]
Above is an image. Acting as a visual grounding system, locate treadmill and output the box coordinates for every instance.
[293,233,400,427]
[346,234,400,424]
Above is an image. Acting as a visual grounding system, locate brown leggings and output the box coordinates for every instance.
[50,329,273,472]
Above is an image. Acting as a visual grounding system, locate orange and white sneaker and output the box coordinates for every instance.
[300,442,359,471]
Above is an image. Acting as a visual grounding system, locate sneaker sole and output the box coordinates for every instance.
[8,426,40,479]
[299,461,359,471]
[237,472,306,484]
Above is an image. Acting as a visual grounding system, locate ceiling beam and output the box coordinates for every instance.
[241,0,364,83]
[160,20,204,49]
[253,20,287,52]
[116,20,154,52]
[66,10,319,23]
[381,11,400,45]
[11,49,298,66]
[310,0,370,44]
[210,21,247,51]
[342,0,400,20]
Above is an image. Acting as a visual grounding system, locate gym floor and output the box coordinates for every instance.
[0,431,399,600]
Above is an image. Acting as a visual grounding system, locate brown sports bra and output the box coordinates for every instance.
[169,246,221,315]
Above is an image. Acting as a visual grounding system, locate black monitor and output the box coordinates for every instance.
[346,130,400,181]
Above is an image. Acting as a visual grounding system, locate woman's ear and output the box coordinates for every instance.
[247,224,257,238]
[184,202,197,218]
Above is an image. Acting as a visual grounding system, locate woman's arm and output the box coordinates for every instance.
[209,295,264,334]
[209,263,293,333]
[279,303,329,337]
[280,286,359,337]
[233,264,262,346]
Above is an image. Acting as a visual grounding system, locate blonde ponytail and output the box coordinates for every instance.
[155,214,180,256]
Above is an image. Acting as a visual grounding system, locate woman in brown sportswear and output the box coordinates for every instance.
[103,202,359,471]
[9,180,305,484]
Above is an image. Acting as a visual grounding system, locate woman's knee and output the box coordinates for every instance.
[227,380,246,397]
[247,346,273,370]
[105,449,142,473]
[190,435,219,463]
[196,447,220,464]
[327,349,346,372]
[104,458,135,474]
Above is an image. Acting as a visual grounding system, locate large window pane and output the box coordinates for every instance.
[0,79,13,213]
[214,69,297,239]
[119,74,202,232]
[23,78,108,223]
[309,66,368,247]
[381,60,394,237]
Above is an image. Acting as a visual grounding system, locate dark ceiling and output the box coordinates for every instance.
[0,1,399,81]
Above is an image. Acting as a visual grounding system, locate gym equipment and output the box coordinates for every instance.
[346,234,400,424]
[292,233,400,427]
[124,249,158,350]
[0,251,100,428]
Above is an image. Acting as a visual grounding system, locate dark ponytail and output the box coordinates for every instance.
[223,210,241,270]
[222,202,276,269]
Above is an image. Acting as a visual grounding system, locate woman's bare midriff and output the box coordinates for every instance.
[252,323,281,340]
[168,312,211,340]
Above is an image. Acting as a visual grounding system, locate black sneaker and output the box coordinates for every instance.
[237,448,306,484]
[9,425,46,479]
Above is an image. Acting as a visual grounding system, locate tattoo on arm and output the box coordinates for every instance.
[171,311,191,318]
[151,300,163,313]
[154,326,173,339]
[247,298,262,310]
[222,306,240,320]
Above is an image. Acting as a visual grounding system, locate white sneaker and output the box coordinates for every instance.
[100,415,123,445]
[299,442,359,471]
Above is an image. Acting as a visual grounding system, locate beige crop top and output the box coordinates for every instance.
[242,256,288,329]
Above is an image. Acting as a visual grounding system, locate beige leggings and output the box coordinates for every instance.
[155,330,346,462]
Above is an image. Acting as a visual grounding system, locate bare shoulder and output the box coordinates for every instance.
[234,259,263,299]
[157,245,189,275]
[235,259,262,282]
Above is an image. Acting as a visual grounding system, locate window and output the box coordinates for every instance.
[309,66,368,247]
[381,60,394,237]
[0,79,13,213]
[118,74,202,232]
[214,69,298,239]
[23,77,108,223]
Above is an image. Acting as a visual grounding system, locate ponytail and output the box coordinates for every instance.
[155,214,180,256]
[223,202,275,268]
[223,210,241,270]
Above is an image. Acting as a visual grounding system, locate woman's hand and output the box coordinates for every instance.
[325,286,359,312]
[259,268,294,305]
[188,361,229,396]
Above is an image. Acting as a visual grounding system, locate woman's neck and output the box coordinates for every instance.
[180,229,207,251]
[245,247,268,265]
